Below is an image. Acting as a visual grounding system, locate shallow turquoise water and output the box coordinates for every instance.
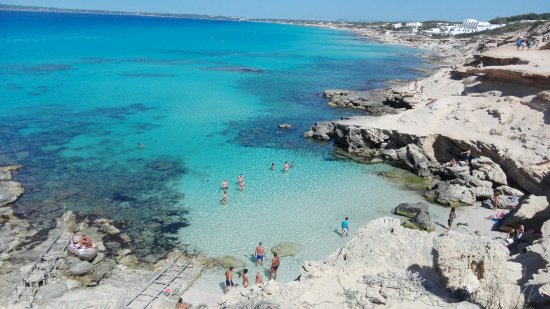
[0,11,443,281]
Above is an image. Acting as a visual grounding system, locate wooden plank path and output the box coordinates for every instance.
[7,230,72,308]
[126,252,204,309]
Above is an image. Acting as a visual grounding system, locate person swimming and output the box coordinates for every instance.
[238,174,244,184]
[137,142,144,148]
[289,161,295,168]
[221,190,227,205]
[221,179,228,190]
[239,181,245,191]
[271,163,276,171]
[283,161,289,173]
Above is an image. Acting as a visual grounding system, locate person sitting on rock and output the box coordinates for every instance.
[507,229,515,244]
[72,232,82,249]
[80,235,94,249]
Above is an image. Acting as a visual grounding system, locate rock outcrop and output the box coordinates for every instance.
[434,231,524,309]
[221,217,489,308]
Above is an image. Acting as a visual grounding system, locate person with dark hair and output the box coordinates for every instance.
[341,217,350,238]
[242,269,250,288]
[175,297,188,309]
[269,252,280,280]
[225,267,234,293]
[448,207,456,230]
[492,192,500,211]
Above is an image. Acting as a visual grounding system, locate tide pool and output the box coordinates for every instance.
[0,11,444,283]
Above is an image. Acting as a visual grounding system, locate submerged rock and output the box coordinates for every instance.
[271,242,301,257]
[217,255,245,269]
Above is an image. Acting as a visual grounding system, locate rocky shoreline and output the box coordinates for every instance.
[222,22,550,308]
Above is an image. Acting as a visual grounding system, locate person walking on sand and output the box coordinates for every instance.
[269,252,280,280]
[224,267,234,293]
[221,179,228,190]
[255,272,264,284]
[242,269,250,288]
[448,207,456,230]
[492,192,500,211]
[255,242,266,266]
[283,161,290,173]
[341,217,350,238]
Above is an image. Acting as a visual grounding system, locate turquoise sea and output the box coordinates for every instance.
[0,11,443,283]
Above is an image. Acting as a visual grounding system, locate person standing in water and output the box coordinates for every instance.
[255,242,266,266]
[269,252,280,280]
[255,272,264,284]
[238,174,244,183]
[289,161,295,168]
[224,267,234,293]
[221,190,227,205]
[271,163,276,171]
[242,269,250,288]
[341,217,350,238]
[448,207,456,230]
[221,179,228,190]
[283,161,290,173]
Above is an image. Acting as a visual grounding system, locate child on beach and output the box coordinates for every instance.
[341,217,350,237]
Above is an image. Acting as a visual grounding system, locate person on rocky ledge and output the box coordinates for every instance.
[448,207,456,230]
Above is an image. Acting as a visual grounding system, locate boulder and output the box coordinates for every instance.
[217,255,245,269]
[395,202,428,218]
[434,231,523,309]
[68,261,93,276]
[271,242,301,257]
[79,248,98,261]
[503,195,550,229]
[35,282,68,305]
[304,122,334,140]
[119,255,139,268]
[404,208,435,232]
[470,156,507,185]
[426,182,476,206]
[0,180,24,207]
[65,279,81,290]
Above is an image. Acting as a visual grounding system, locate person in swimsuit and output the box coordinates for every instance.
[341,217,350,238]
[448,207,456,230]
[283,161,289,173]
[255,242,265,266]
[242,269,250,288]
[255,272,264,284]
[492,192,500,211]
[221,190,227,205]
[221,179,228,190]
[175,297,189,309]
[239,181,245,191]
[271,163,276,171]
[289,161,295,168]
[238,174,244,184]
[224,267,234,293]
[269,252,280,280]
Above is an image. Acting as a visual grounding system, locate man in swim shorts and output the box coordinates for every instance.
[224,267,234,293]
[255,242,265,266]
[269,252,280,280]
[341,217,350,238]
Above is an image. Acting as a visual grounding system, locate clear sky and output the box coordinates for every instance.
[2,0,549,21]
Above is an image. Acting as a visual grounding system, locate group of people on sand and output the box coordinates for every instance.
[223,242,280,294]
[516,36,537,51]
[220,174,246,205]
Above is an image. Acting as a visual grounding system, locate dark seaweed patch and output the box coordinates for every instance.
[122,73,177,78]
[2,103,189,259]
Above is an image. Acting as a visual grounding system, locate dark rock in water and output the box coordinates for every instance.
[323,89,402,115]
[146,161,175,171]
[395,202,428,218]
[404,208,434,232]
[278,124,293,129]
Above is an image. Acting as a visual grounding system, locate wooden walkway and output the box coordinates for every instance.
[126,252,203,309]
[7,231,72,307]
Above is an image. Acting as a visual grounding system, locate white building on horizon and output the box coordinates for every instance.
[435,19,504,36]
